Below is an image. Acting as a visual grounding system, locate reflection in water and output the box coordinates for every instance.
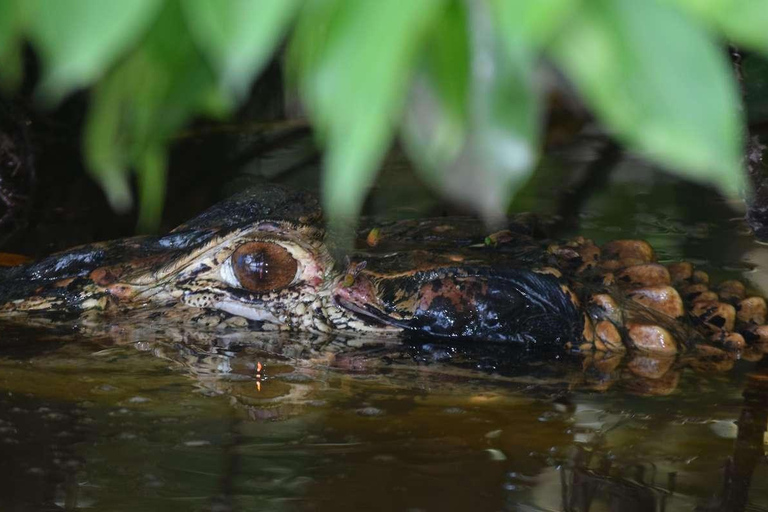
[557,362,768,512]
[704,362,768,512]
[0,321,766,511]
[561,448,675,512]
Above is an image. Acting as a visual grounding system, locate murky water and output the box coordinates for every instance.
[1,143,768,511]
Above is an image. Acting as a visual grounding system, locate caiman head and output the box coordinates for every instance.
[0,186,585,344]
[2,185,767,361]
[0,187,348,332]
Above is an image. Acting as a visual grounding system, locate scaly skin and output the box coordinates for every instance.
[547,236,768,358]
[0,185,766,382]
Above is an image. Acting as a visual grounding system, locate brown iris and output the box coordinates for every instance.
[232,242,298,293]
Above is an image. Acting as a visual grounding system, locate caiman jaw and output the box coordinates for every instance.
[329,272,404,334]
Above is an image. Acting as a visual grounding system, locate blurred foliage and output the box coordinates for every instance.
[0,0,764,230]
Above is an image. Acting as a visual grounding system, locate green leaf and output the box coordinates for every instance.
[673,0,768,52]
[136,147,167,233]
[403,0,541,223]
[84,72,133,212]
[183,0,302,101]
[401,0,469,172]
[285,0,346,93]
[84,0,229,230]
[551,0,744,197]
[290,0,445,225]
[0,0,25,91]
[490,0,580,46]
[424,0,470,128]
[26,0,162,102]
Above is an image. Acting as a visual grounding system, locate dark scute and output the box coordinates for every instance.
[405,270,583,346]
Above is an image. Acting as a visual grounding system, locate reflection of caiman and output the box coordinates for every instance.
[1,185,767,363]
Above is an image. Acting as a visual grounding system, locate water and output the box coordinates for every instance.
[1,141,768,511]
[1,327,765,511]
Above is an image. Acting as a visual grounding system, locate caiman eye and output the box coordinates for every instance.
[232,242,298,293]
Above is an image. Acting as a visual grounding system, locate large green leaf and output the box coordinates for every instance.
[26,0,161,101]
[490,0,580,46]
[551,0,744,196]
[285,0,346,87]
[290,0,445,224]
[84,0,229,231]
[423,0,470,130]
[84,69,133,213]
[401,0,469,172]
[673,0,768,52]
[183,0,302,100]
[403,0,541,222]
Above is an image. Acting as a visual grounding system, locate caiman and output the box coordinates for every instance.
[0,185,767,367]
